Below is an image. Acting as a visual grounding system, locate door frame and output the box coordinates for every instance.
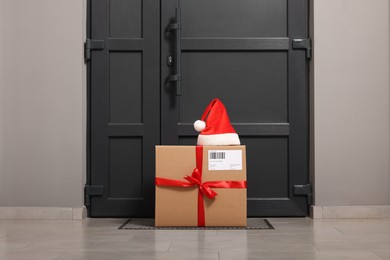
[86,0,92,217]
[85,0,313,217]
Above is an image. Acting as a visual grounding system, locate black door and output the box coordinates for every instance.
[88,0,309,217]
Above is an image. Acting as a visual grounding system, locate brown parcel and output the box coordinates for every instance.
[155,145,246,227]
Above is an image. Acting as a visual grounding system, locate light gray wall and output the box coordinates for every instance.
[0,0,86,207]
[313,0,390,206]
[0,0,389,210]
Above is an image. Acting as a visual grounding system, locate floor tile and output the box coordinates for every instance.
[0,232,133,243]
[0,239,31,250]
[130,230,218,241]
[0,251,62,260]
[170,239,317,253]
[56,251,218,260]
[19,240,171,253]
[314,250,384,260]
[219,250,383,260]
[314,240,390,251]
[372,250,390,260]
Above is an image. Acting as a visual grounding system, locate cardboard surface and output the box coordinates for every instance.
[155,146,246,227]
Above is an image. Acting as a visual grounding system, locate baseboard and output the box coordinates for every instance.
[311,206,390,219]
[0,207,87,220]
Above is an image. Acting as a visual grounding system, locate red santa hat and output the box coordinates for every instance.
[194,98,240,146]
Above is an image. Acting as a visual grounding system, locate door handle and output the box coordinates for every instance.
[166,8,182,96]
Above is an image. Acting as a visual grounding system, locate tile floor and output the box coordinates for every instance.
[0,218,389,259]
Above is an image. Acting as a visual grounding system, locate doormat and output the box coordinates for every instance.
[118,218,274,230]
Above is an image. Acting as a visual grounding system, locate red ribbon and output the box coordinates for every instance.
[155,146,247,227]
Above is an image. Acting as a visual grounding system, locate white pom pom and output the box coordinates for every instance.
[194,120,206,132]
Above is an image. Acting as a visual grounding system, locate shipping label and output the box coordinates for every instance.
[208,150,242,171]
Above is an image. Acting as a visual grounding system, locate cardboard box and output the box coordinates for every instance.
[155,145,246,227]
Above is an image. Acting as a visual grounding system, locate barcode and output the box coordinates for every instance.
[210,152,225,160]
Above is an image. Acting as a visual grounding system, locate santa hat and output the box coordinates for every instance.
[194,98,240,146]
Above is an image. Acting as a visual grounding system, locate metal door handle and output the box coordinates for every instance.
[166,8,182,96]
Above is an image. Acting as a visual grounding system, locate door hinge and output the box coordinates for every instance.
[293,184,312,205]
[84,185,104,207]
[292,38,312,59]
[84,39,105,62]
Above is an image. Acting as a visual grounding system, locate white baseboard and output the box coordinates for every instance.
[311,206,390,219]
[4,206,389,220]
[0,207,87,220]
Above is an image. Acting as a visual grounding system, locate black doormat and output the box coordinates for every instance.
[118,218,274,230]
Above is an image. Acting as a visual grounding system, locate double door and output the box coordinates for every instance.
[88,0,310,217]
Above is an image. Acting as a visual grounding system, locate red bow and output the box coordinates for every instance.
[184,168,218,199]
[155,168,218,199]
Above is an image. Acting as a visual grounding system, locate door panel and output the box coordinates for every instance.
[243,137,288,198]
[180,52,288,123]
[109,0,143,38]
[108,138,143,198]
[109,52,142,123]
[181,0,287,37]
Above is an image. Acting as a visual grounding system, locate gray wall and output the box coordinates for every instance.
[0,0,86,207]
[0,0,389,210]
[313,0,390,206]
